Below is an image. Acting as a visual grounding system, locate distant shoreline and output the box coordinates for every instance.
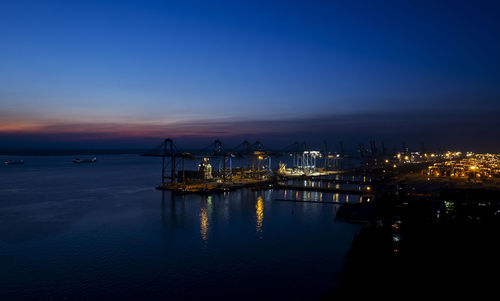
[0,149,147,156]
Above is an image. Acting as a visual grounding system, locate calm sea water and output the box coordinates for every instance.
[0,155,362,300]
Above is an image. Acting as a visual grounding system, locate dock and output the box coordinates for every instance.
[273,198,371,205]
[156,179,273,194]
[145,138,378,196]
[269,183,374,195]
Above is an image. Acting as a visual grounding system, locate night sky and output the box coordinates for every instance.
[1,0,499,151]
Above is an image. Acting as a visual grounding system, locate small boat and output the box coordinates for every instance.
[73,157,97,163]
[4,160,24,165]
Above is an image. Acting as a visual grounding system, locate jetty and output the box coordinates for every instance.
[271,183,374,195]
[144,138,380,195]
[156,178,273,194]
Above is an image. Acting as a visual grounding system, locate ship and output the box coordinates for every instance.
[4,160,24,165]
[73,157,97,163]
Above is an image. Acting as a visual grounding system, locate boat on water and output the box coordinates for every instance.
[4,160,24,165]
[73,157,97,163]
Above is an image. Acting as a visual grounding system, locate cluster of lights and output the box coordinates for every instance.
[280,150,324,176]
[391,150,466,168]
[395,153,413,162]
[424,153,500,179]
[394,151,446,163]
[443,151,462,158]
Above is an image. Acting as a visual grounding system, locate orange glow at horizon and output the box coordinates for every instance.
[0,117,284,140]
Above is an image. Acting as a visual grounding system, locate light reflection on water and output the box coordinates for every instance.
[256,196,264,233]
[200,196,211,242]
[0,155,364,300]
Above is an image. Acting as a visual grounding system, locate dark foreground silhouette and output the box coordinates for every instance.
[329,188,500,299]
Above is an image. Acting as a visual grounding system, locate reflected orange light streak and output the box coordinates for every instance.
[256,196,264,232]
[200,209,209,241]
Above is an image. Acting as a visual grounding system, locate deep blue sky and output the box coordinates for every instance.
[1,0,500,151]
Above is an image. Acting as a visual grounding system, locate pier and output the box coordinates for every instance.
[144,138,362,195]
[156,178,273,194]
[278,176,372,185]
[271,184,374,195]
[273,198,372,205]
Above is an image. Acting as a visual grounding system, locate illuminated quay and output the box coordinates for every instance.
[143,138,372,195]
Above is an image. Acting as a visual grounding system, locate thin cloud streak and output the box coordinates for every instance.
[1,110,499,152]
